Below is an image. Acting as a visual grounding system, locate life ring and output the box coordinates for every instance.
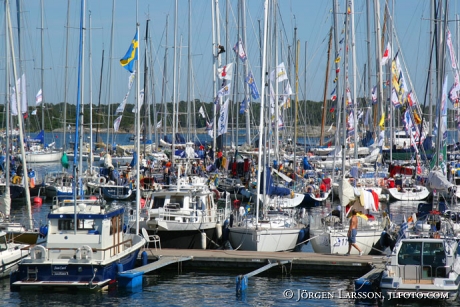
[98,176,106,184]
[212,189,220,201]
[30,245,47,260]
[12,175,22,184]
[305,185,314,193]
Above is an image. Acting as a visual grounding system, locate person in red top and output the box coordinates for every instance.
[320,182,327,192]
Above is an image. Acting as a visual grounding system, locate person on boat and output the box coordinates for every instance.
[345,209,363,256]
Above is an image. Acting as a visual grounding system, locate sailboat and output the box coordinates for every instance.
[0,0,43,245]
[10,0,145,291]
[227,0,304,252]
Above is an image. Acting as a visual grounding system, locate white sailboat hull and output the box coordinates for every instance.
[309,227,381,255]
[228,227,301,252]
[25,150,62,163]
[387,186,430,201]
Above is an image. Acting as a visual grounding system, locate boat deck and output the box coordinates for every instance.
[138,248,388,274]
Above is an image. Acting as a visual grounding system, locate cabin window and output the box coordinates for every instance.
[398,242,422,265]
[422,242,445,277]
[153,197,166,209]
[77,219,95,230]
[58,219,75,231]
[0,236,7,251]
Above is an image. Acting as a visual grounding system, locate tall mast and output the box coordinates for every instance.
[172,0,178,165]
[293,39,299,174]
[187,0,192,141]
[242,0,251,146]
[8,0,32,229]
[135,0,141,235]
[320,29,332,146]
[63,0,71,151]
[350,0,358,158]
[88,10,94,165]
[161,15,169,148]
[256,0,269,228]
[366,0,372,131]
[40,0,45,131]
[106,0,116,149]
[374,0,384,134]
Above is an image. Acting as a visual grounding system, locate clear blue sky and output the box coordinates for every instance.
[1,0,459,127]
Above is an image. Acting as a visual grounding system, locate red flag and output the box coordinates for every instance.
[381,42,391,65]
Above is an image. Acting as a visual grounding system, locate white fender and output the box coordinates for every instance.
[98,176,106,184]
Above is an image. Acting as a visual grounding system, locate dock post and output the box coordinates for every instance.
[236,275,248,293]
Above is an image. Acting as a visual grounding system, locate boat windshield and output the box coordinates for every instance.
[398,242,422,265]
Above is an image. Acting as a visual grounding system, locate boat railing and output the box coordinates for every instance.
[157,207,224,223]
[24,238,135,261]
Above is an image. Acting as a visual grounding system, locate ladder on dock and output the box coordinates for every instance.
[236,260,291,293]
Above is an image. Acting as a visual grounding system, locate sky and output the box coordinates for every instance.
[0,0,459,130]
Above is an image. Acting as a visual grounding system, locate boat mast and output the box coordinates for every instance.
[241,0,251,146]
[320,28,332,146]
[135,0,141,234]
[88,10,94,165]
[172,0,178,165]
[187,0,192,142]
[256,0,269,228]
[7,0,32,229]
[106,0,115,149]
[366,0,372,133]
[293,39,299,173]
[72,0,85,233]
[63,0,71,152]
[161,15,169,148]
[374,0,384,137]
[1,0,11,217]
[40,0,45,132]
[350,0,358,158]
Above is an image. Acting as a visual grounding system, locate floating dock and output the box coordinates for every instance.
[136,248,388,275]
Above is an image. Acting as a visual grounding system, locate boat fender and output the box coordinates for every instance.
[229,213,234,228]
[98,176,106,184]
[80,245,93,260]
[201,232,207,250]
[30,245,47,260]
[212,189,220,201]
[216,222,222,240]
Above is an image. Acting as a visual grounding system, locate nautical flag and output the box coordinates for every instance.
[240,98,246,114]
[132,89,144,113]
[199,106,206,118]
[347,111,354,136]
[217,63,233,80]
[206,121,213,137]
[334,56,341,63]
[20,74,27,115]
[346,88,352,106]
[269,62,288,82]
[449,73,460,104]
[446,29,457,69]
[233,39,247,62]
[381,42,391,66]
[246,72,260,99]
[217,99,229,136]
[10,85,18,116]
[156,119,162,128]
[31,109,37,116]
[391,88,401,108]
[280,80,293,108]
[407,90,417,106]
[371,85,377,104]
[120,29,139,73]
[379,112,385,130]
[36,89,42,105]
[330,88,337,101]
[217,83,231,98]
[398,220,409,240]
[113,115,122,132]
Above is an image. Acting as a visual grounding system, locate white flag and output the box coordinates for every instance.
[36,89,42,105]
[280,81,293,108]
[132,89,144,113]
[217,99,229,136]
[31,109,37,115]
[156,119,162,128]
[206,121,213,137]
[20,74,27,114]
[269,62,288,82]
[381,42,391,66]
[10,86,18,116]
[199,106,206,118]
[114,115,122,132]
[217,63,233,80]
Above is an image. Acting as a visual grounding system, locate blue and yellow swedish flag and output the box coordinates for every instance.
[120,29,138,73]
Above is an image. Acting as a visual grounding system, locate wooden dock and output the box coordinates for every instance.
[138,248,388,275]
